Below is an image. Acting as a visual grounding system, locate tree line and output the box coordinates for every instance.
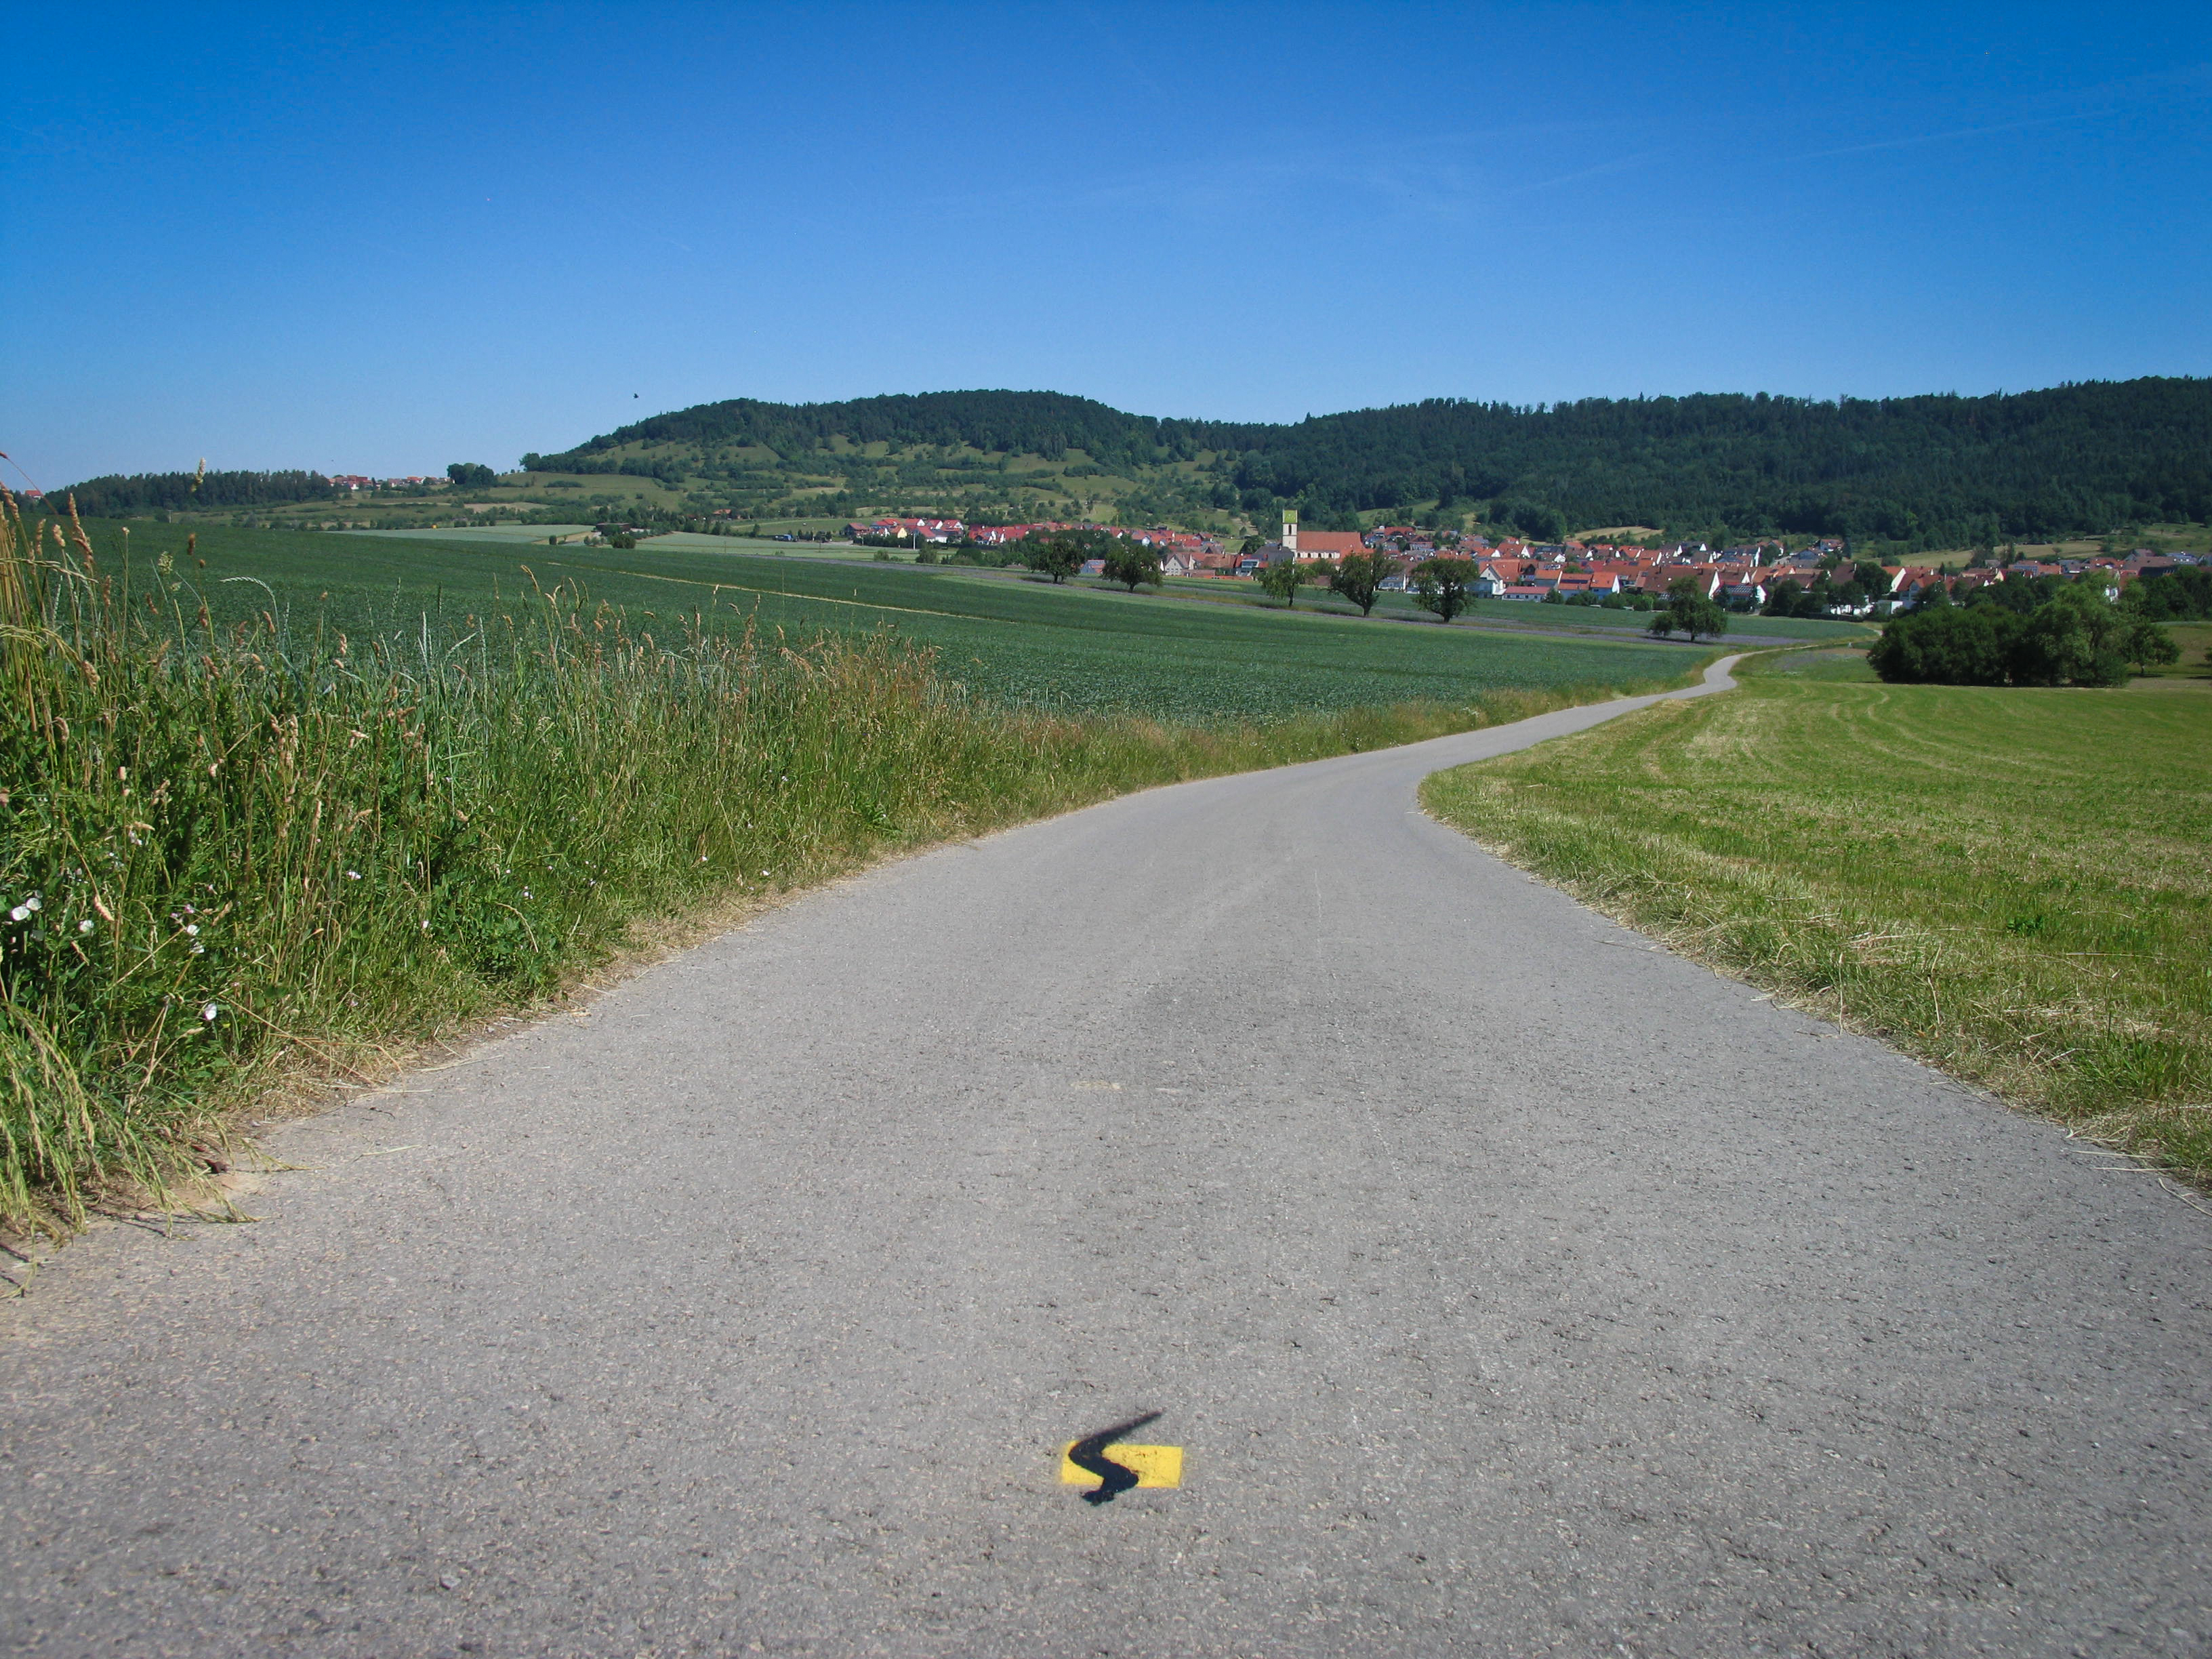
[45,469,343,516]
[47,463,506,516]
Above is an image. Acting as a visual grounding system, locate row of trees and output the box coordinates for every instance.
[1016,527,1163,590]
[1010,536,1738,642]
[1257,552,1494,627]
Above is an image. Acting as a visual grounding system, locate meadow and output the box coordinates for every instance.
[1422,647,2212,1180]
[1,508,1708,1230]
[64,520,1700,722]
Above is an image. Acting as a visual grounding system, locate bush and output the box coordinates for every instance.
[1872,585,2134,686]
[1867,605,2015,684]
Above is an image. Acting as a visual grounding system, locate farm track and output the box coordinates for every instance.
[4,657,2209,1658]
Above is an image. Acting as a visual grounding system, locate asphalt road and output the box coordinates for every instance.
[5,658,2208,1658]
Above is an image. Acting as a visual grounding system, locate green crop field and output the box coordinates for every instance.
[68,521,1702,722]
[1422,645,2212,1180]
[354,527,1878,643]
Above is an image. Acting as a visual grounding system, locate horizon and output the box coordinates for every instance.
[9,1,2209,488]
[39,372,2209,491]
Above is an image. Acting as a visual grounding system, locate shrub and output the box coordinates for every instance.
[1872,586,2134,686]
[1868,606,2015,684]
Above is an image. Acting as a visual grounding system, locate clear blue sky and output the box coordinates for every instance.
[7,1,2207,488]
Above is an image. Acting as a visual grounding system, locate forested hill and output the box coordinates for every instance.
[525,377,2212,552]
[49,378,2209,554]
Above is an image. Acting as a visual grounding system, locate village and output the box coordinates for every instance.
[846,512,2201,617]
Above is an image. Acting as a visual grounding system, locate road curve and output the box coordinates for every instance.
[5,656,2209,1658]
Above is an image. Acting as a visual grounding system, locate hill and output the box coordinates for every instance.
[50,377,2212,558]
[522,377,2212,556]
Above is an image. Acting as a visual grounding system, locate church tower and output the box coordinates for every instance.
[1280,508,1298,557]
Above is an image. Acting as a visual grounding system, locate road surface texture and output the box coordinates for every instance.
[5,658,2209,1658]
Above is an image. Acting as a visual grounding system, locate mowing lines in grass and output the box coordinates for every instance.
[1422,654,2212,1181]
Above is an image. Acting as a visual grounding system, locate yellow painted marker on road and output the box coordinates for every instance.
[1060,1442,1183,1488]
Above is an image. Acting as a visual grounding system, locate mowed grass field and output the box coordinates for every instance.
[1422,646,2212,1179]
[69,521,1702,721]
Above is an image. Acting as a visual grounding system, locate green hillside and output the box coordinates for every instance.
[518,380,2212,554]
[51,377,2212,559]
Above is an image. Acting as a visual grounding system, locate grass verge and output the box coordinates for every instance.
[0,497,1705,1234]
[1421,646,2212,1181]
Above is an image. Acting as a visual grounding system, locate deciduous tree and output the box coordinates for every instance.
[1410,557,1472,623]
[1257,558,1313,608]
[1020,532,1084,583]
[1102,542,1164,592]
[1327,550,1395,617]
[2123,618,2182,674]
[1647,578,1729,641]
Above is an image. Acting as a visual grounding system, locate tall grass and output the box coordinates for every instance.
[1,493,1701,1231]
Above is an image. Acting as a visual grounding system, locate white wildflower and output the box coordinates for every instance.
[78,918,95,934]
[201,1003,220,1022]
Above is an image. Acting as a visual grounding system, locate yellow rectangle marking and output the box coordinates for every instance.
[1060,1443,1183,1488]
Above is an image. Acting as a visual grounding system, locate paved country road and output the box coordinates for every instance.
[5,658,2209,1658]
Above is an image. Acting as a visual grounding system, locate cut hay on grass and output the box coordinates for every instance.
[1422,648,2212,1183]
